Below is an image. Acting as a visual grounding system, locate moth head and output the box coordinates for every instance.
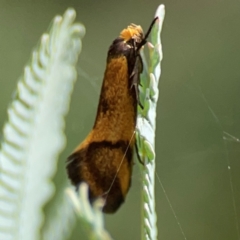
[119,17,158,51]
[119,24,144,46]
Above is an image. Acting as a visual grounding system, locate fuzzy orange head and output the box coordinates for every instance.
[120,24,144,44]
[119,17,158,52]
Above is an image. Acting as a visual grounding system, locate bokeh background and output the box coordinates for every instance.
[0,1,240,239]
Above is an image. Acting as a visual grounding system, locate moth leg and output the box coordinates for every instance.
[130,55,144,109]
[135,141,145,165]
[132,75,143,109]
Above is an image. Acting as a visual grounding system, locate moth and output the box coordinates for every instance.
[66,17,158,213]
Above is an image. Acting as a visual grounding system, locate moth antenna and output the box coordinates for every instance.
[137,17,158,51]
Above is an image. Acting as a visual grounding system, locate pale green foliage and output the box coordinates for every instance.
[136,4,165,240]
[0,8,86,240]
[66,184,112,240]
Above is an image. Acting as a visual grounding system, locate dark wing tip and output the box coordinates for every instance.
[66,151,84,186]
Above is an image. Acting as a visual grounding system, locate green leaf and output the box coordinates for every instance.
[0,8,85,240]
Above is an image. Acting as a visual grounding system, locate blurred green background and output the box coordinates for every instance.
[0,0,240,239]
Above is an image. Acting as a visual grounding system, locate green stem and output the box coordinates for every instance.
[137,5,165,240]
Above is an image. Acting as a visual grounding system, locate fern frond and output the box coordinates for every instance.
[66,184,112,240]
[0,8,85,240]
[42,186,76,240]
[136,5,165,240]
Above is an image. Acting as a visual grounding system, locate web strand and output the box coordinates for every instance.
[198,88,240,239]
[102,130,136,200]
[156,172,187,240]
